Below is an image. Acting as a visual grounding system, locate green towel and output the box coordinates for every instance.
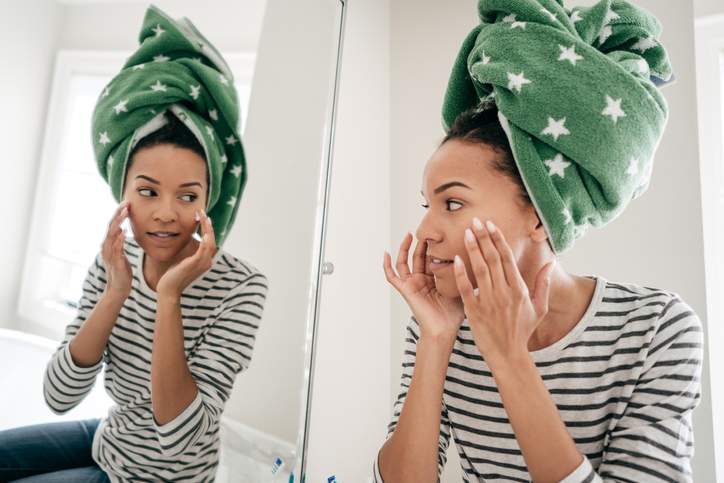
[442,0,673,254]
[91,4,245,248]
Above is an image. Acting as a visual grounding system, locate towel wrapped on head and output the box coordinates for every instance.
[442,0,673,254]
[91,4,245,248]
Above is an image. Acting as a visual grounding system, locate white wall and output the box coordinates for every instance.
[387,0,717,481]
[304,0,392,480]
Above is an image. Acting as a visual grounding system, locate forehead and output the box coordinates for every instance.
[423,139,504,193]
[128,144,207,182]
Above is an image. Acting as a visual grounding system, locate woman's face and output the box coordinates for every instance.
[417,139,544,298]
[122,143,208,263]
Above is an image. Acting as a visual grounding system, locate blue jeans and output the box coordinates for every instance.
[0,419,110,482]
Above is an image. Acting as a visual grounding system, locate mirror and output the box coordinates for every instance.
[0,0,344,482]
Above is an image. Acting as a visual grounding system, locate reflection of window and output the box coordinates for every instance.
[18,51,255,338]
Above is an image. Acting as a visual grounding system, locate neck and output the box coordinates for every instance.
[143,236,200,292]
[517,249,596,351]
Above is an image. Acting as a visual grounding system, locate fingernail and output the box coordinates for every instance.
[486,220,496,233]
[472,217,483,231]
[195,211,200,221]
[454,255,462,265]
[465,228,475,243]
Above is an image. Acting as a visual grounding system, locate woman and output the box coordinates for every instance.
[375,1,703,482]
[0,6,266,482]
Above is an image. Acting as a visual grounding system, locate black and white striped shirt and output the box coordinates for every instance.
[374,275,703,482]
[43,237,268,482]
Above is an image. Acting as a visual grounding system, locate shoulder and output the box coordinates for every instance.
[215,249,267,287]
[599,277,703,353]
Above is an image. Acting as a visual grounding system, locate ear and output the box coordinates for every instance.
[526,206,549,244]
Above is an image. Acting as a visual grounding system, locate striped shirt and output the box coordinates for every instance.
[374,275,704,482]
[43,237,268,482]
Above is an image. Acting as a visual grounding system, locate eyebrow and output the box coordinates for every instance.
[135,175,202,189]
[421,181,472,198]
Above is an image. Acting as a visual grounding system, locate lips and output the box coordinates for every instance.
[147,231,179,241]
[428,254,454,273]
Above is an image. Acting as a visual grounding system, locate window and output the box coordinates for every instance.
[18,50,255,339]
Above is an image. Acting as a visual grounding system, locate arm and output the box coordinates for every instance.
[151,272,268,457]
[487,294,703,483]
[375,318,454,483]
[44,253,114,414]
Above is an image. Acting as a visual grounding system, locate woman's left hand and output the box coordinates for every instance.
[157,210,217,299]
[453,218,556,365]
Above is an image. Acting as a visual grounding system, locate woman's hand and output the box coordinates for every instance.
[156,210,217,299]
[384,233,465,343]
[101,200,133,300]
[453,218,555,364]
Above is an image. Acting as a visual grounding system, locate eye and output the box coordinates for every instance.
[181,194,198,202]
[138,188,155,197]
[421,202,430,209]
[446,200,463,211]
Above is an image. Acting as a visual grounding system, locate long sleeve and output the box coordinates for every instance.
[574,294,704,483]
[373,317,453,483]
[152,271,268,457]
[43,253,107,415]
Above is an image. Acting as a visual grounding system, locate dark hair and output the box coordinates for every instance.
[127,111,209,199]
[441,100,531,208]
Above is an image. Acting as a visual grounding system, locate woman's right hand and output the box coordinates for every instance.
[101,201,133,300]
[383,233,465,343]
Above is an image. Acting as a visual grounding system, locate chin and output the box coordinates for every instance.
[434,277,463,299]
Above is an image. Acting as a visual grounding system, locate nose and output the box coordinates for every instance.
[152,196,178,223]
[415,210,442,251]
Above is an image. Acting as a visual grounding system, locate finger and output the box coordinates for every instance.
[383,251,403,292]
[395,233,413,279]
[486,220,528,296]
[453,255,476,306]
[411,238,427,274]
[204,212,217,254]
[464,227,492,296]
[472,218,507,290]
[532,260,555,318]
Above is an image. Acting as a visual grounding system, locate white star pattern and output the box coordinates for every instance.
[570,10,583,23]
[152,24,165,37]
[219,74,229,86]
[627,158,639,176]
[153,54,170,63]
[604,10,619,23]
[602,95,626,123]
[220,154,228,165]
[481,51,491,65]
[632,36,657,52]
[206,126,214,139]
[99,132,110,146]
[190,84,201,100]
[540,8,557,22]
[544,153,571,178]
[108,155,114,168]
[511,20,527,29]
[113,99,128,115]
[226,135,237,145]
[638,59,649,73]
[193,57,203,63]
[558,45,583,65]
[209,109,219,121]
[541,117,570,141]
[226,196,236,207]
[102,87,110,98]
[132,64,145,71]
[503,13,517,23]
[150,80,167,92]
[598,25,612,45]
[562,207,572,225]
[230,164,242,178]
[507,72,531,93]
